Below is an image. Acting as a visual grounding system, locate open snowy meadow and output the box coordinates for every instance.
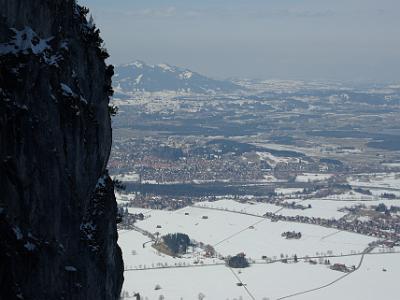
[119,199,400,299]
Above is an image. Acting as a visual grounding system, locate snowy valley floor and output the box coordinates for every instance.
[119,201,400,300]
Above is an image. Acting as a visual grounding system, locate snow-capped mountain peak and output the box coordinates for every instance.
[157,63,176,72]
[179,71,193,80]
[124,60,145,69]
[114,60,241,94]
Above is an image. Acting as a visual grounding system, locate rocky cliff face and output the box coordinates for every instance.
[0,1,123,299]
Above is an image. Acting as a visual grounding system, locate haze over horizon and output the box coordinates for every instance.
[80,0,400,83]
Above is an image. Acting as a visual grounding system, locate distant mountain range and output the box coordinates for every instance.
[113,61,241,94]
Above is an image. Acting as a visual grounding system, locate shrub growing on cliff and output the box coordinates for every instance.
[113,178,126,191]
[108,104,118,117]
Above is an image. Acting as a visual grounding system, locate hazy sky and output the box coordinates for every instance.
[79,0,400,82]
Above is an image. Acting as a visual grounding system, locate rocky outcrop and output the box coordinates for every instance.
[0,1,123,299]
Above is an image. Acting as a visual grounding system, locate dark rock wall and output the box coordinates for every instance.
[0,0,123,299]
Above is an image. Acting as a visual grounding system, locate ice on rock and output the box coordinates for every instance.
[0,27,52,55]
[64,266,78,272]
[60,83,78,98]
[13,226,23,240]
[95,175,107,188]
[24,242,36,251]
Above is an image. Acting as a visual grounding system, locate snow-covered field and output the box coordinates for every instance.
[282,198,400,219]
[195,197,400,221]
[119,229,218,270]
[115,171,140,182]
[382,162,400,168]
[275,188,304,195]
[122,251,400,300]
[195,199,281,216]
[293,252,400,300]
[295,173,333,183]
[117,200,400,300]
[257,152,297,167]
[322,190,376,201]
[123,265,245,300]
[348,173,400,190]
[280,199,348,219]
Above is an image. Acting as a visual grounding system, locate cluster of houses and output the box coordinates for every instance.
[125,194,192,211]
[138,154,267,184]
[280,201,311,211]
[264,211,400,241]
[111,137,351,186]
[330,263,354,273]
[281,231,302,239]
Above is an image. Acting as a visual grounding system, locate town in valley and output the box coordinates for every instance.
[109,63,400,300]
